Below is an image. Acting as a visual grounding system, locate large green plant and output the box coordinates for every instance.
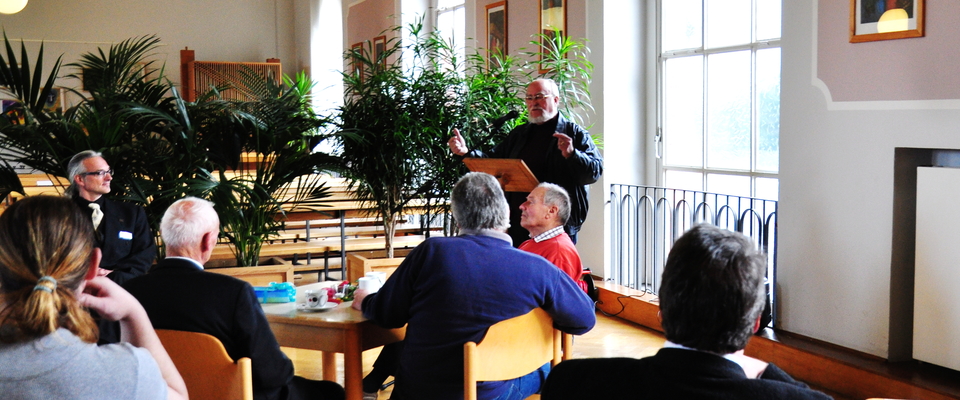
[206,71,338,266]
[0,34,335,267]
[336,20,465,258]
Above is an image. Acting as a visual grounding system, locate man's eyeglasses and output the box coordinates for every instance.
[82,169,114,177]
[524,93,554,102]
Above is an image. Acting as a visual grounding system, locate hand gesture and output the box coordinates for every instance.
[78,276,144,322]
[448,129,469,156]
[554,132,574,158]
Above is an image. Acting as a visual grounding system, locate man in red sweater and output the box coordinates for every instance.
[518,183,582,282]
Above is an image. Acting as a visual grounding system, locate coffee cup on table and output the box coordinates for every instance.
[365,271,387,285]
[357,277,382,293]
[304,289,328,308]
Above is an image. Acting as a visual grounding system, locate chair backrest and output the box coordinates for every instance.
[155,329,254,400]
[463,308,565,400]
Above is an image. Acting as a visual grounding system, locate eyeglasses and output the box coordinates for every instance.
[82,169,114,177]
[524,93,554,102]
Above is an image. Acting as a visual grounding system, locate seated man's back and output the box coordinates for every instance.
[543,350,832,400]
[541,224,831,400]
[124,258,295,400]
[123,196,342,400]
[361,234,595,400]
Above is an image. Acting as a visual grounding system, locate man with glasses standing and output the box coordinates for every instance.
[448,78,603,246]
[66,150,155,286]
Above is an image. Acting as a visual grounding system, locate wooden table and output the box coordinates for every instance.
[261,284,404,400]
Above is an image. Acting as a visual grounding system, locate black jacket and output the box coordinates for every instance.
[541,348,833,400]
[73,195,155,285]
[123,258,296,400]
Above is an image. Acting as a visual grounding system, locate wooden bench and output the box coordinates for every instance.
[2,174,70,208]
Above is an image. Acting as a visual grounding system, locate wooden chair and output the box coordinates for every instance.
[155,329,254,400]
[464,308,570,400]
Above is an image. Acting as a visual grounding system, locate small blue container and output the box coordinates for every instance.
[254,282,296,303]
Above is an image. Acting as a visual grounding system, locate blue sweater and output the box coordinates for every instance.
[361,232,596,400]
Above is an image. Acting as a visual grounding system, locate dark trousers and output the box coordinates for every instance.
[363,341,405,393]
[287,376,345,400]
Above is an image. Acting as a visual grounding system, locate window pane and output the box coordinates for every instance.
[438,10,453,41]
[756,177,779,200]
[663,56,703,168]
[706,51,751,170]
[707,173,750,197]
[757,48,780,172]
[665,170,703,191]
[705,0,751,48]
[662,0,702,51]
[757,0,782,41]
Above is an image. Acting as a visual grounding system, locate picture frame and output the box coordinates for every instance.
[486,1,507,68]
[350,42,364,81]
[373,35,387,69]
[539,0,565,68]
[850,0,924,43]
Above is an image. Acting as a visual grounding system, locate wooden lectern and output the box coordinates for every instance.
[462,158,539,193]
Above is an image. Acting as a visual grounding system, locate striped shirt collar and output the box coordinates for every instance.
[531,225,565,243]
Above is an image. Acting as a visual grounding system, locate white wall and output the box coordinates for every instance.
[0,0,300,87]
[779,0,960,358]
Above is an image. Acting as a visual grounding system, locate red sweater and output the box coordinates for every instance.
[519,232,582,283]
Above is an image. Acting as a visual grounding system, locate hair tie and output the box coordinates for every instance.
[33,276,57,294]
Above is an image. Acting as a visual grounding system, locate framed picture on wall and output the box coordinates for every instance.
[350,42,364,81]
[486,1,507,68]
[850,0,924,43]
[539,0,565,68]
[373,36,387,69]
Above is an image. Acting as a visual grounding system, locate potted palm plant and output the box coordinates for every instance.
[0,34,336,267]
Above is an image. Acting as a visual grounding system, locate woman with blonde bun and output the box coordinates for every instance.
[0,196,188,400]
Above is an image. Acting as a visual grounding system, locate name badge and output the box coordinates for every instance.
[118,231,133,240]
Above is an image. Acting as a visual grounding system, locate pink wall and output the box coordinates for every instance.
[346,0,398,48]
[817,0,960,101]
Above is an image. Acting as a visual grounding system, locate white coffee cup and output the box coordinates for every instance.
[365,271,387,285]
[304,289,328,308]
[357,277,382,293]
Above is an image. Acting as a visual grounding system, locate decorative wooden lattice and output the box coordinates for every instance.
[180,48,281,102]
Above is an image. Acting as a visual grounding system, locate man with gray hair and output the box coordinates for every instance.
[353,172,596,400]
[541,225,831,400]
[67,150,154,285]
[518,182,582,283]
[123,197,344,400]
[448,78,603,246]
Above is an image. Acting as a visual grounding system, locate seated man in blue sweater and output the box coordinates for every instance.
[352,172,596,400]
[540,224,833,400]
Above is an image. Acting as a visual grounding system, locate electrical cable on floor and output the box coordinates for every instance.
[597,293,656,317]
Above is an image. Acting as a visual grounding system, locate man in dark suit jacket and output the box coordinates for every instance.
[66,150,155,286]
[122,197,344,400]
[541,224,833,400]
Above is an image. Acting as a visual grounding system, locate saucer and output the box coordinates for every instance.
[297,303,337,312]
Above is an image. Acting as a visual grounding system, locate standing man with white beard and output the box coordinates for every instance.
[448,78,603,246]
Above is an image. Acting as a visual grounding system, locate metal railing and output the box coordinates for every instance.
[609,184,778,297]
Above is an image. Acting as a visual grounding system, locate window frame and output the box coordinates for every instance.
[655,0,781,200]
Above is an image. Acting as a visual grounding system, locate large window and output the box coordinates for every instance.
[435,0,465,74]
[658,0,781,200]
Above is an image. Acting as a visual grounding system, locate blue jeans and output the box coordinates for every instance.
[487,363,551,400]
